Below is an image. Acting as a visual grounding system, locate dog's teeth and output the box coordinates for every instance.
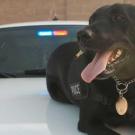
[116,54,120,58]
[115,54,121,59]
[107,49,123,66]
[116,53,120,58]
[114,49,122,59]
[111,58,116,62]
[117,50,122,56]
[107,61,111,64]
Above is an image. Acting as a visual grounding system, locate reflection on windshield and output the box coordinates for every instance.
[0,25,86,78]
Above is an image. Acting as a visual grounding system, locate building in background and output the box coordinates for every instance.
[0,0,134,24]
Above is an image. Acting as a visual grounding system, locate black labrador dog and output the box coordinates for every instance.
[46,3,135,135]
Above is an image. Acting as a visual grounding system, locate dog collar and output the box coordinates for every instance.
[113,76,135,115]
[113,76,135,97]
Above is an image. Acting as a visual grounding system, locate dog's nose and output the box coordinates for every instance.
[77,30,93,43]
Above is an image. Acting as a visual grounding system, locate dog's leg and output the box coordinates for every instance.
[78,98,120,135]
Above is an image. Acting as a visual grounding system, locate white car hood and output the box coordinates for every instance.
[0,78,134,135]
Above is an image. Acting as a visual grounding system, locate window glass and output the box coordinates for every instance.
[0,25,86,77]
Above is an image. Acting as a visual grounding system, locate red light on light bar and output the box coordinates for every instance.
[53,30,68,36]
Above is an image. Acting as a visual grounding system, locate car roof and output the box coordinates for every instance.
[0,21,88,29]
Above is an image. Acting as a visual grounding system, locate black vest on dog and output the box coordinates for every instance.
[46,42,93,104]
[46,41,135,126]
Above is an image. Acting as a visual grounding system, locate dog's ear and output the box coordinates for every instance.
[89,4,135,34]
[89,4,135,26]
[110,4,135,24]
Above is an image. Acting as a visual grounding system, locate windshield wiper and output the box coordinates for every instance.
[24,69,46,76]
[0,69,46,78]
[0,72,17,78]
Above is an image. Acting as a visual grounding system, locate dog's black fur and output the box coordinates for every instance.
[46,3,135,135]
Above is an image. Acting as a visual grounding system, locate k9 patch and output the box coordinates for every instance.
[70,82,89,100]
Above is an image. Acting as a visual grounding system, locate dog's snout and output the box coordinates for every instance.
[77,30,92,42]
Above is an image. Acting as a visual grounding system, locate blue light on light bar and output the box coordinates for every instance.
[37,31,53,36]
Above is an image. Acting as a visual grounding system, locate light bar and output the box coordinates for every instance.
[37,30,68,37]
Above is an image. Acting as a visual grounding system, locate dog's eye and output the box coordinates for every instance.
[112,14,127,23]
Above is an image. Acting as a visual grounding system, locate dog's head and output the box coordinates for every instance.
[77,3,135,83]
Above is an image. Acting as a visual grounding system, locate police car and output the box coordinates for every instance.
[0,21,132,135]
[0,21,88,135]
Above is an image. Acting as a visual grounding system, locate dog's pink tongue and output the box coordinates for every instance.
[81,51,112,83]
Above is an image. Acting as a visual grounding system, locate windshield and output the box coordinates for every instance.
[0,24,86,77]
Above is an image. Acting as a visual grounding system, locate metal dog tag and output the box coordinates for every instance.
[115,97,128,115]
